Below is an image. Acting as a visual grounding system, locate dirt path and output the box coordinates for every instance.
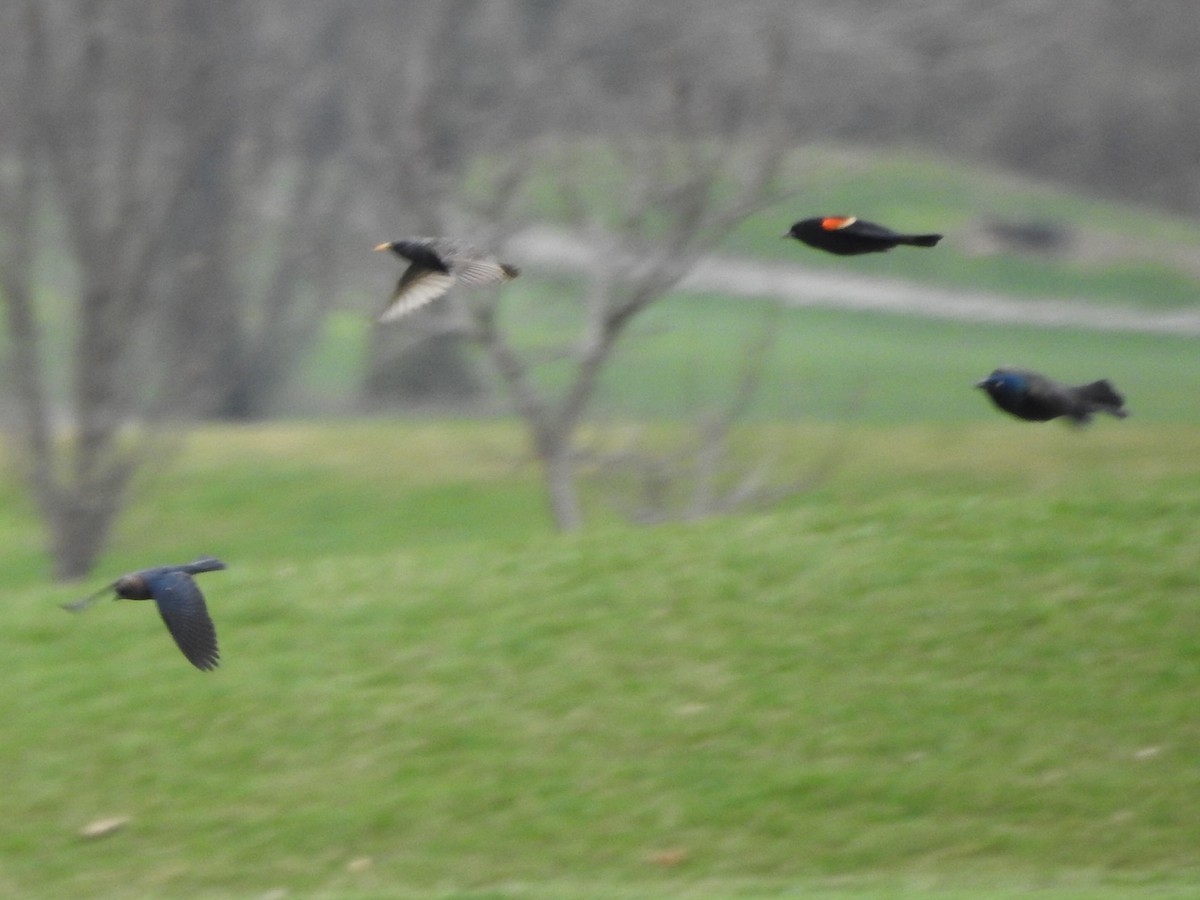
[510,227,1200,337]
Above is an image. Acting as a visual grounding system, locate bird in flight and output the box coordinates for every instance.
[374,238,520,322]
[785,216,942,255]
[974,367,1129,424]
[63,557,226,670]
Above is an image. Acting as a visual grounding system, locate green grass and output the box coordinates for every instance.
[3,419,1200,898]
[4,143,1200,898]
[481,285,1200,425]
[303,289,1200,423]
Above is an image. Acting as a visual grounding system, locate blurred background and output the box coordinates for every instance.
[4,0,1199,576]
[2,4,1200,895]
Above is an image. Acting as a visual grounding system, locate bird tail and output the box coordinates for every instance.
[901,233,943,248]
[1078,379,1128,417]
[181,556,228,575]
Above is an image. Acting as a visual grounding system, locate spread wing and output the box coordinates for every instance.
[151,571,220,671]
[378,264,457,322]
[376,238,519,323]
[446,257,518,287]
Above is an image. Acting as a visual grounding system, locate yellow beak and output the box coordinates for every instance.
[373,242,392,252]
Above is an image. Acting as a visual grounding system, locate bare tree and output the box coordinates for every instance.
[356,2,796,529]
[583,301,864,525]
[0,1,368,575]
[194,5,360,419]
[0,1,256,578]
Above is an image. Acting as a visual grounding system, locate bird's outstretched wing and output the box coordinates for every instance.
[152,571,220,670]
[446,257,519,287]
[376,239,519,322]
[62,584,115,613]
[378,266,458,322]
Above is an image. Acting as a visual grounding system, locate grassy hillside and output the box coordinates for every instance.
[303,291,1200,423]
[3,146,1199,898]
[521,292,1200,423]
[3,420,1200,898]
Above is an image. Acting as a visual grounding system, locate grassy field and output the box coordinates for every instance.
[3,414,1200,898]
[519,291,1200,423]
[4,146,1199,897]
[303,292,1200,425]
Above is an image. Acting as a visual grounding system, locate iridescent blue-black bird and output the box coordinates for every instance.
[63,557,225,670]
[975,367,1128,424]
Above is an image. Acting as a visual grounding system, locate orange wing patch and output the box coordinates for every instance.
[821,216,857,231]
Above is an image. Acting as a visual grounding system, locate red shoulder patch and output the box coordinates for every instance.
[821,216,857,231]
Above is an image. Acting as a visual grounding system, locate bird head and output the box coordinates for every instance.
[113,573,152,601]
[783,220,812,239]
[974,368,1026,396]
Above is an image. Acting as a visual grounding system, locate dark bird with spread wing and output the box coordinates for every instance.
[63,557,226,670]
[785,216,943,255]
[974,367,1129,424]
[374,238,520,322]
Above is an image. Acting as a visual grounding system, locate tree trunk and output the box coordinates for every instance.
[48,495,122,581]
[540,437,584,532]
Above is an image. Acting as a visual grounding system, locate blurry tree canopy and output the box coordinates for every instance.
[2,0,1199,573]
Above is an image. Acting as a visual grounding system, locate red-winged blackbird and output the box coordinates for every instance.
[374,238,520,322]
[784,216,942,256]
[63,557,226,671]
[975,367,1128,424]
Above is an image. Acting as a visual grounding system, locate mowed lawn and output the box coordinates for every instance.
[3,397,1200,897]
